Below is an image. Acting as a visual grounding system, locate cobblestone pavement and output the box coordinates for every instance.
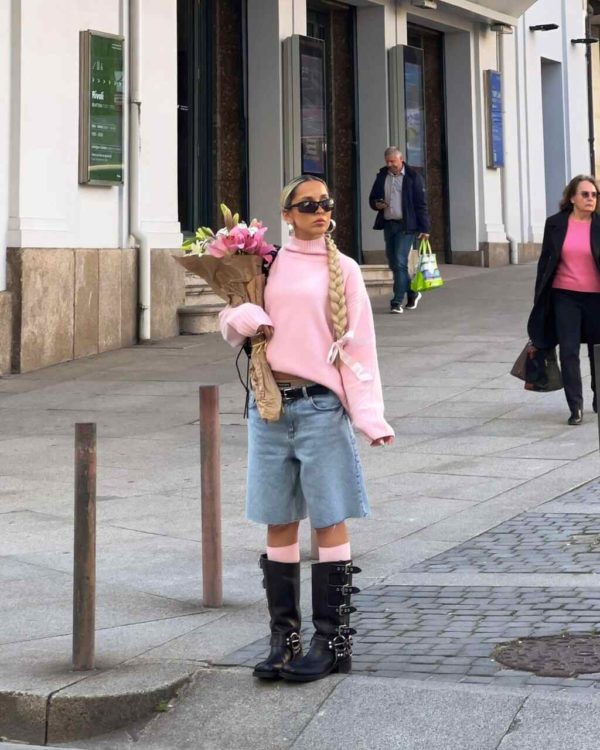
[221,586,600,691]
[410,513,600,574]
[553,477,600,505]
[221,478,600,691]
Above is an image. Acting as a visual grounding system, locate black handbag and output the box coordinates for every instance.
[511,341,563,392]
[510,343,528,381]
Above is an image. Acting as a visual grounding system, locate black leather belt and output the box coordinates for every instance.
[278,384,330,401]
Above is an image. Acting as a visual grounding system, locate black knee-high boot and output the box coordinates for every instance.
[253,554,302,679]
[280,560,360,683]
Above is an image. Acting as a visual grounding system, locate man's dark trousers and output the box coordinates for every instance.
[383,219,416,307]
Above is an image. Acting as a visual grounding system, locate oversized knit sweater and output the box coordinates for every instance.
[219,236,394,442]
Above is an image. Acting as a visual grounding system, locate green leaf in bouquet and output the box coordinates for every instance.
[182,239,206,255]
[194,227,211,241]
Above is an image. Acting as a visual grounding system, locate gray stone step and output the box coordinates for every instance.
[184,273,224,306]
[178,303,223,334]
[361,264,393,297]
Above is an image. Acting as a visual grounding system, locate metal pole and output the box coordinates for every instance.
[595,345,600,448]
[73,423,97,671]
[200,386,223,607]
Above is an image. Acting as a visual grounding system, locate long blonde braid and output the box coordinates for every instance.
[325,234,348,345]
[281,176,348,360]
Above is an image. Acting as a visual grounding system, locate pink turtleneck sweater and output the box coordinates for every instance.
[219,237,393,442]
[552,218,600,293]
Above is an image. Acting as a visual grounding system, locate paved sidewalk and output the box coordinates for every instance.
[3,262,600,748]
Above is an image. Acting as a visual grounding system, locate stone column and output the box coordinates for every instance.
[0,1,11,292]
[476,28,509,265]
[499,30,526,262]
[356,3,403,260]
[246,0,307,245]
[444,30,479,263]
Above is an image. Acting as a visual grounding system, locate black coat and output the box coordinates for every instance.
[527,210,600,349]
[368,164,430,233]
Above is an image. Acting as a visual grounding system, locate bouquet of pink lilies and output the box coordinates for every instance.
[182,205,276,262]
[176,204,282,421]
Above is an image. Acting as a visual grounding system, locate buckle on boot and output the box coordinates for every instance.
[329,634,352,658]
[337,604,357,616]
[332,584,360,595]
[333,563,361,575]
[286,632,302,655]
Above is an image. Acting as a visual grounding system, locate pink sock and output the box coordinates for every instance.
[318,542,351,562]
[266,543,300,563]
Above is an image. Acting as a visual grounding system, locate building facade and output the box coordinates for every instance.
[0,0,591,375]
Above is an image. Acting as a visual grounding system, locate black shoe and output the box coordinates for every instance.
[280,561,360,683]
[390,303,403,314]
[405,292,422,310]
[568,409,583,426]
[253,555,303,679]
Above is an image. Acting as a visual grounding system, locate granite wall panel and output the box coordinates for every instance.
[150,249,185,341]
[98,249,122,353]
[0,290,12,375]
[121,248,138,346]
[7,247,144,373]
[74,249,99,360]
[14,249,75,373]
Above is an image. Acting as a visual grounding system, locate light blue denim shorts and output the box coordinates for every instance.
[246,388,370,528]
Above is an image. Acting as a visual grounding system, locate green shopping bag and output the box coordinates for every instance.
[410,238,444,293]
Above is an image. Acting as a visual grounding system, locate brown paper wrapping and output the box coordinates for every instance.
[175,253,282,422]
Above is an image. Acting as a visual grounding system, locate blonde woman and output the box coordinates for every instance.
[219,176,394,683]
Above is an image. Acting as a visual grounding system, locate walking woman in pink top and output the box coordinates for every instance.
[219,175,394,682]
[528,175,600,425]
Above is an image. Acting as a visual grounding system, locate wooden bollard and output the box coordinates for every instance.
[310,528,319,560]
[200,386,223,607]
[73,423,97,671]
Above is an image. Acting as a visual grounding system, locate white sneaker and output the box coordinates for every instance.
[390,304,403,314]
[405,292,422,310]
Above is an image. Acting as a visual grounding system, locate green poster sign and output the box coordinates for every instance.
[79,30,124,185]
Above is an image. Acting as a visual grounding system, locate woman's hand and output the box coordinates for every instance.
[257,324,274,341]
[370,435,394,447]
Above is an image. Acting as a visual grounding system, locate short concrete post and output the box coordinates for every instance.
[73,423,97,671]
[199,386,223,607]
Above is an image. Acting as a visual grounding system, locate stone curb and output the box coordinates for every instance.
[0,661,197,745]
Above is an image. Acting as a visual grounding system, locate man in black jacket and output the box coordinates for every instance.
[369,147,431,313]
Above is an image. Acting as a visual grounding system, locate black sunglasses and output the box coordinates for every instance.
[579,190,598,199]
[287,198,335,214]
